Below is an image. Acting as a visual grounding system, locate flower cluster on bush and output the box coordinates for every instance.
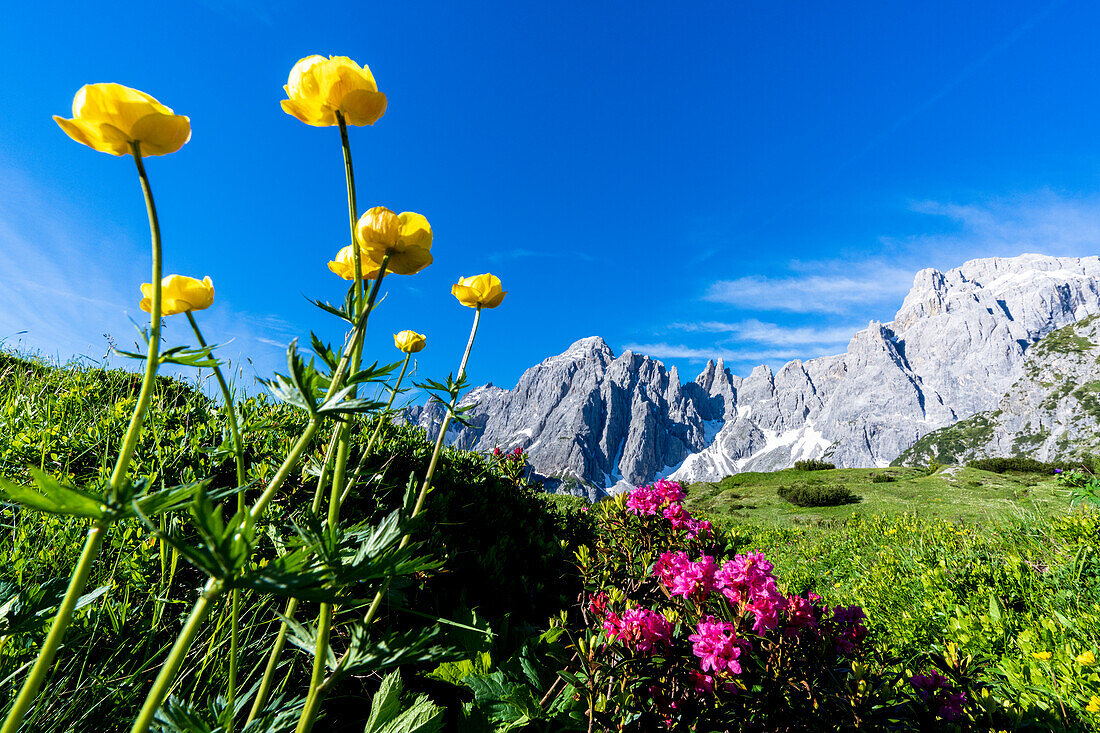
[562,480,895,730]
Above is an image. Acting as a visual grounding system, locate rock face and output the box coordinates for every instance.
[896,313,1100,465]
[408,254,1100,496]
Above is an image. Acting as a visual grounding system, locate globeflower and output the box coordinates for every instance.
[452,273,507,309]
[140,275,214,315]
[1077,650,1096,666]
[281,55,387,127]
[327,244,381,280]
[356,207,433,276]
[393,330,426,354]
[54,83,191,157]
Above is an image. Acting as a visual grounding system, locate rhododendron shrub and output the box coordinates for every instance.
[558,480,972,731]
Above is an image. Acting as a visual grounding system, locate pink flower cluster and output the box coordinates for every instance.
[714,552,789,634]
[654,551,716,600]
[910,671,965,721]
[783,592,822,637]
[689,616,743,684]
[626,479,685,516]
[626,480,712,539]
[603,606,673,653]
[492,445,526,463]
[829,604,869,655]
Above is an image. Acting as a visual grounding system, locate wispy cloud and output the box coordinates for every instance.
[703,261,913,314]
[669,318,859,347]
[621,341,809,364]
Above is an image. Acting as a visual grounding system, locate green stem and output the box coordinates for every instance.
[353,308,482,662]
[131,276,377,731]
[129,582,222,733]
[336,112,364,307]
[2,143,164,733]
[186,312,245,732]
[1,521,108,733]
[185,313,244,733]
[244,597,298,724]
[339,353,410,506]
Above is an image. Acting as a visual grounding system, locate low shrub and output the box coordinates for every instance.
[778,483,860,507]
[968,456,1096,474]
[870,472,896,483]
[794,459,835,471]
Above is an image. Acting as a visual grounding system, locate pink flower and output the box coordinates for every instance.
[689,616,743,675]
[655,552,717,601]
[625,485,663,515]
[603,606,673,653]
[588,591,609,618]
[829,604,868,655]
[911,672,966,722]
[715,552,788,633]
[783,593,821,637]
[652,478,686,504]
[662,503,713,539]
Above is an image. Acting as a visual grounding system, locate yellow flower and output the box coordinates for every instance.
[1088,696,1100,713]
[54,83,191,157]
[393,330,427,354]
[452,273,507,309]
[281,55,387,127]
[140,275,214,315]
[327,245,381,280]
[1077,651,1096,666]
[356,207,433,276]
[1032,651,1052,661]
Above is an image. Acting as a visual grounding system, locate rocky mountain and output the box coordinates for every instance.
[407,254,1100,497]
[896,313,1100,466]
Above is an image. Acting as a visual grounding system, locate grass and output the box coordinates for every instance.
[684,465,1068,526]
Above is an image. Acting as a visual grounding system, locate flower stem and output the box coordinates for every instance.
[185,312,246,732]
[339,352,410,505]
[1,143,164,733]
[356,308,482,644]
[128,582,222,733]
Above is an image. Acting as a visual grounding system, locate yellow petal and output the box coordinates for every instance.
[357,206,401,250]
[280,98,335,127]
[130,113,192,156]
[398,211,432,249]
[139,297,153,313]
[339,89,387,126]
[388,246,433,276]
[328,245,380,280]
[451,283,480,309]
[286,56,327,99]
[482,289,508,308]
[53,115,121,155]
[393,330,426,353]
[320,56,378,106]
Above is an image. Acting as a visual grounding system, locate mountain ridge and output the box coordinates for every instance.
[407,254,1100,498]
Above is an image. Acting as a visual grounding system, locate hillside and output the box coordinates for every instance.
[897,313,1100,465]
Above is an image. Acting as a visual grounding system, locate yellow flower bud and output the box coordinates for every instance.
[281,55,387,127]
[1088,696,1100,713]
[140,275,214,316]
[1077,650,1096,666]
[54,83,191,157]
[327,245,381,280]
[1032,651,1052,661]
[452,273,507,309]
[393,330,426,354]
[356,207,433,276]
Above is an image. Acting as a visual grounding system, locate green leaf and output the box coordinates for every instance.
[364,671,446,733]
[0,469,107,519]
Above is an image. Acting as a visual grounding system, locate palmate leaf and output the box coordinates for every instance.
[364,671,445,733]
[152,690,305,733]
[114,323,222,368]
[0,469,107,519]
[133,488,254,581]
[257,339,328,415]
[341,623,463,677]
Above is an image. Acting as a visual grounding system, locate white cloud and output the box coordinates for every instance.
[703,262,913,314]
[621,341,810,364]
[669,318,859,347]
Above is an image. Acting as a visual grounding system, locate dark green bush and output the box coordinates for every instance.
[793,459,835,471]
[967,456,1095,474]
[870,472,896,484]
[777,483,860,507]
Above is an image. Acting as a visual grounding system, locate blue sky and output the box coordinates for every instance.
[3,0,1100,397]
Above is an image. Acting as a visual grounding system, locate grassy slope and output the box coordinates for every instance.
[683,465,1069,526]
